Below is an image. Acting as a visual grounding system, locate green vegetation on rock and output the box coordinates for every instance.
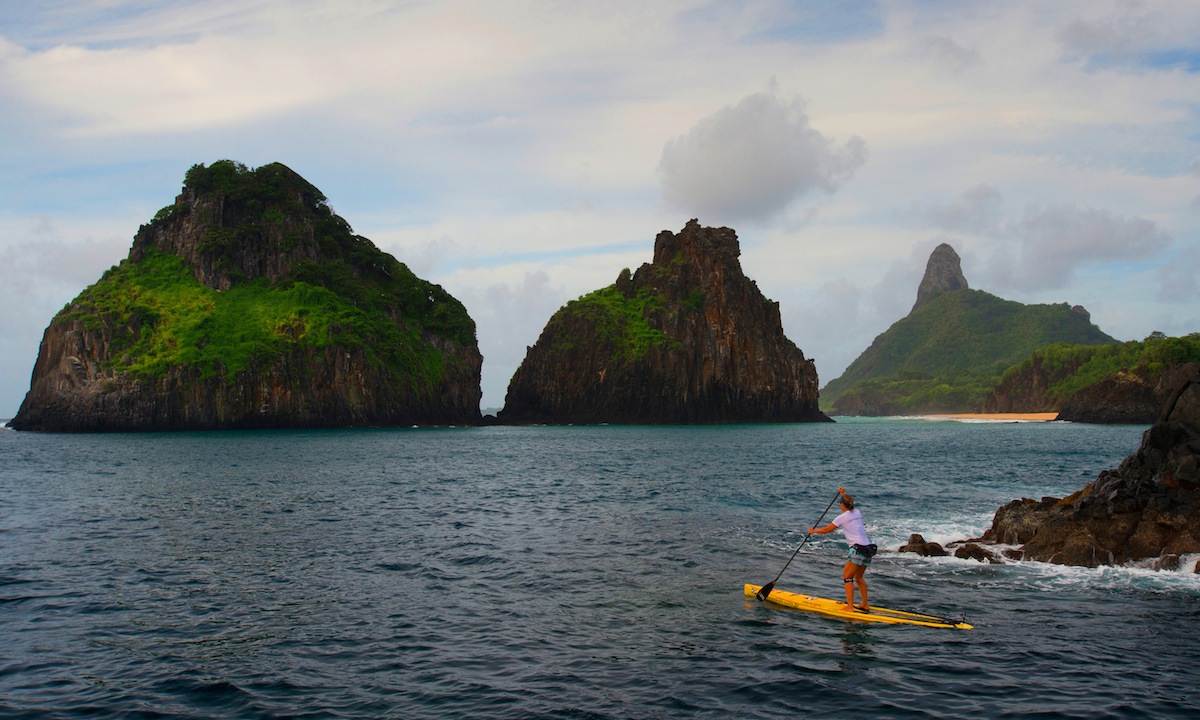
[65,249,457,389]
[1001,332,1200,403]
[551,285,683,364]
[62,160,476,392]
[822,288,1116,414]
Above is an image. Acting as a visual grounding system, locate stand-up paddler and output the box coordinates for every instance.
[808,492,878,612]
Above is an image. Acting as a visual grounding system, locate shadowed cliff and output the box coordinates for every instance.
[498,220,830,425]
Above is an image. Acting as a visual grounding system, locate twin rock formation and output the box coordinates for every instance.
[10,162,826,430]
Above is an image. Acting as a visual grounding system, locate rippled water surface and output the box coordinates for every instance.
[2,420,1198,718]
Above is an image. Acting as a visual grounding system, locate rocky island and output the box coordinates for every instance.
[499,220,829,424]
[822,243,1116,415]
[8,160,482,431]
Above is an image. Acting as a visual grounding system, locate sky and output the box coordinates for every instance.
[1,0,1198,417]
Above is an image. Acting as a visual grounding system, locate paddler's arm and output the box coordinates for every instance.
[808,522,838,535]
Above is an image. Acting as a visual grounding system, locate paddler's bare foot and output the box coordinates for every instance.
[842,604,857,612]
[857,605,870,612]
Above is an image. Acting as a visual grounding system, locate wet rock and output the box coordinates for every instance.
[954,543,1002,564]
[899,533,949,557]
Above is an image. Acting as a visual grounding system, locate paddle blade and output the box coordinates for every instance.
[755,581,775,601]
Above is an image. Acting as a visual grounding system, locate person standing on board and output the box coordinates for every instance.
[809,492,877,612]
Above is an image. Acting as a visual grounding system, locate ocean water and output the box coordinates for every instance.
[2,418,1198,719]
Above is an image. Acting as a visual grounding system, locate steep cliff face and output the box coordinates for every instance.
[10,160,482,431]
[499,220,829,424]
[982,351,1092,414]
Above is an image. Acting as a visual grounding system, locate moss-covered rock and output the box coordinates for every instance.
[10,160,481,431]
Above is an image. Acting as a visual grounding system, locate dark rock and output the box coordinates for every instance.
[498,220,829,425]
[954,543,1002,564]
[899,533,949,557]
[1056,372,1158,424]
[980,378,1200,567]
[912,243,968,311]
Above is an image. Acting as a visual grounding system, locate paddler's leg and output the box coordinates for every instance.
[854,564,869,612]
[841,562,857,611]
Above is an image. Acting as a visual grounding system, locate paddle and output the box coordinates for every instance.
[755,487,845,602]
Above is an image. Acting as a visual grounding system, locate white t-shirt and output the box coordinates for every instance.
[832,508,871,547]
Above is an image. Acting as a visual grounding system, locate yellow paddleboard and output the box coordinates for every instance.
[745,584,973,630]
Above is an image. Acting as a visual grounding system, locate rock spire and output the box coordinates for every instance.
[499,220,829,425]
[913,243,968,311]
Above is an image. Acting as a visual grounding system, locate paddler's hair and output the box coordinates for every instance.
[840,493,855,509]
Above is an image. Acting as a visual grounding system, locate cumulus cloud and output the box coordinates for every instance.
[657,87,866,223]
[990,204,1172,292]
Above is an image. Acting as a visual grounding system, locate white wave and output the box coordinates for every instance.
[893,542,1200,594]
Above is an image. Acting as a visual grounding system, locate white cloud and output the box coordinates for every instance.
[657,86,867,224]
[453,270,571,410]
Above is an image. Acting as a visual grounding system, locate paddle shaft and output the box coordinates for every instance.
[756,487,844,600]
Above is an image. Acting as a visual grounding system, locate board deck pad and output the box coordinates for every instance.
[745,584,973,630]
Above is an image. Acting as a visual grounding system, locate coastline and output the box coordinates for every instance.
[923,412,1060,422]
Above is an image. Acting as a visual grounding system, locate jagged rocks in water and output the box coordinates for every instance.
[952,543,1002,564]
[9,160,482,431]
[979,378,1200,569]
[498,220,829,425]
[899,534,949,557]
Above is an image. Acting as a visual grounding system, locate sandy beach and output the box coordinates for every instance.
[924,412,1060,422]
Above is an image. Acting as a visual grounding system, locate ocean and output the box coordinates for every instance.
[2,418,1197,718]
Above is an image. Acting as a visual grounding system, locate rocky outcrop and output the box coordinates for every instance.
[498,220,829,424]
[899,534,949,557]
[11,326,479,431]
[9,161,482,431]
[912,243,968,311]
[986,356,1199,424]
[1056,363,1200,424]
[1055,373,1158,424]
[978,377,1200,569]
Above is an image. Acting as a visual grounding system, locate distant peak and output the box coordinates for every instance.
[913,243,968,311]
